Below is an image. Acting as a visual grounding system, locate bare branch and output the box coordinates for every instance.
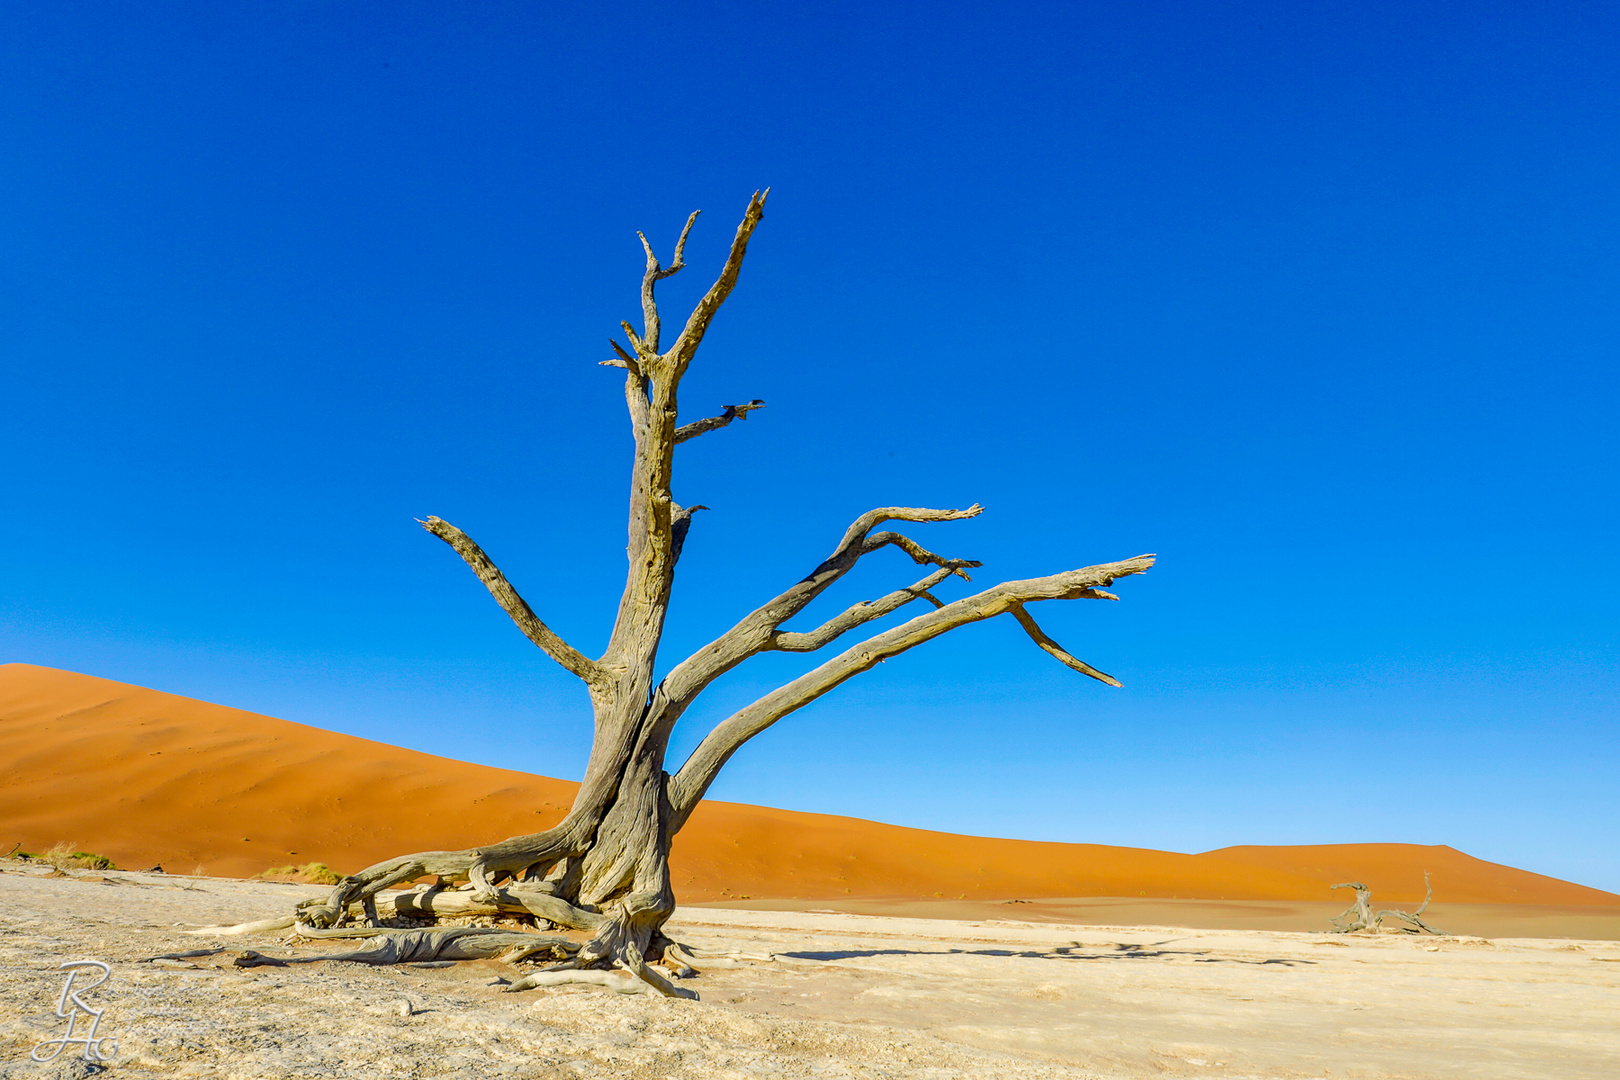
[636,211,701,352]
[830,504,983,566]
[600,339,639,371]
[668,190,768,377]
[1375,873,1447,935]
[653,506,988,712]
[1009,603,1121,687]
[603,196,776,680]
[420,516,602,686]
[638,211,699,284]
[790,506,984,614]
[661,212,700,278]
[620,320,650,360]
[771,564,964,652]
[669,553,1155,821]
[861,531,979,579]
[673,400,766,444]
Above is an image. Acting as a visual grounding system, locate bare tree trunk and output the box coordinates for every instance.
[224,192,1159,999]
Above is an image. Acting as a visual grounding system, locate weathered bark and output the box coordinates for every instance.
[1330,874,1446,935]
[244,192,1155,999]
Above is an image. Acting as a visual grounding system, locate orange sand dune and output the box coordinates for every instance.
[3,663,1615,908]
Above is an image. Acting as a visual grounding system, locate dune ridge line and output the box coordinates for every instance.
[3,662,1615,907]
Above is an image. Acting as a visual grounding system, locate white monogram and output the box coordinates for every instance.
[30,960,118,1064]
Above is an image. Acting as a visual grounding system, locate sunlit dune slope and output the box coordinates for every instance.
[3,664,1615,906]
[1198,844,1607,905]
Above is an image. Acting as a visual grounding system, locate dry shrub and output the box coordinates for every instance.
[40,842,116,871]
[258,861,343,885]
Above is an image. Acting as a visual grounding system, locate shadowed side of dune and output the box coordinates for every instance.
[3,663,1615,908]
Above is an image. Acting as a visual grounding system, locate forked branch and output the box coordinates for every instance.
[636,210,700,352]
[669,553,1156,821]
[654,505,986,709]
[830,505,984,567]
[859,530,980,575]
[420,516,602,687]
[772,564,972,652]
[605,197,770,660]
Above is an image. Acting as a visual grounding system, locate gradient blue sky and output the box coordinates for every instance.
[3,2,1616,892]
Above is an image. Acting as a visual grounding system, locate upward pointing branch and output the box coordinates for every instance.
[636,210,700,353]
[668,190,768,379]
[605,194,769,671]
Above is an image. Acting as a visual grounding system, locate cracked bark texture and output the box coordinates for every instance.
[284,192,1156,998]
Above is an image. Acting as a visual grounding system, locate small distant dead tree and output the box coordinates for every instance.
[194,192,1153,997]
[1330,873,1446,935]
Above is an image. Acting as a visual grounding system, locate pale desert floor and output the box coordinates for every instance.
[3,867,1618,1080]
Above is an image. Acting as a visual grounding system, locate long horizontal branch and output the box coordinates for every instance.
[673,400,766,444]
[420,516,603,687]
[668,553,1156,822]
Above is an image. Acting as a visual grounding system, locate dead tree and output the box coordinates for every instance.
[256,192,1153,996]
[1330,873,1446,935]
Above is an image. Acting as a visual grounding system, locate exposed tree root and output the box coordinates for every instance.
[1331,873,1447,935]
[185,887,701,998]
[190,877,606,937]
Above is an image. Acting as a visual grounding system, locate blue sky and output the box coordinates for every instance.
[3,2,1616,892]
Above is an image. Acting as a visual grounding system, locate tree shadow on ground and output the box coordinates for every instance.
[777,940,1315,967]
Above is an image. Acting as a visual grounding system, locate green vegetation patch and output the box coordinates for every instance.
[257,861,343,885]
[15,843,120,871]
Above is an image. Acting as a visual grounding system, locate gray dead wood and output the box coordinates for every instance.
[673,400,766,443]
[241,191,1155,1000]
[231,927,579,968]
[1331,874,1447,935]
